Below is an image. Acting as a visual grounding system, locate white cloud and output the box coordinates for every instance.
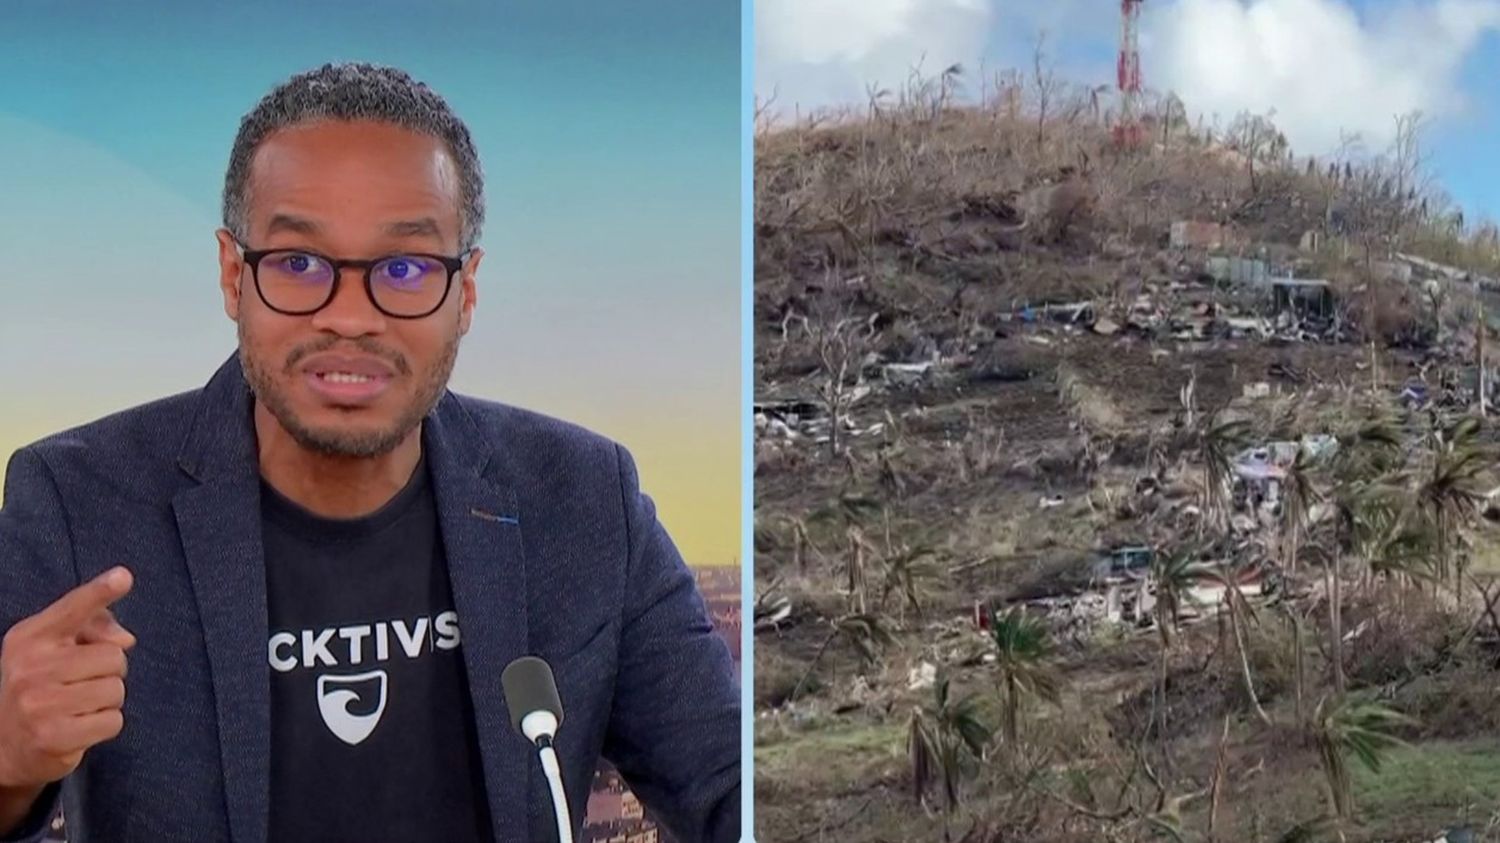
[755,0,992,112]
[1145,0,1500,153]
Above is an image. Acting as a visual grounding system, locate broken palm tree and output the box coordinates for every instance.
[1201,416,1254,537]
[907,676,992,816]
[1200,562,1274,726]
[1415,416,1490,593]
[983,605,1062,748]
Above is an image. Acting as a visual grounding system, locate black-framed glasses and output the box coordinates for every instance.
[238,243,471,319]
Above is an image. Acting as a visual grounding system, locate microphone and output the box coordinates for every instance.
[502,656,573,843]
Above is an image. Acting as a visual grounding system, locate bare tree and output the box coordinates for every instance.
[1226,110,1286,194]
[1335,113,1433,266]
[1159,92,1186,149]
[1340,161,1401,267]
[809,294,878,458]
[937,63,963,119]
[1322,131,1365,240]
[1031,31,1062,148]
[754,87,781,136]
[1390,111,1431,225]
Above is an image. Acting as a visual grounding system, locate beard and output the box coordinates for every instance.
[239,319,460,458]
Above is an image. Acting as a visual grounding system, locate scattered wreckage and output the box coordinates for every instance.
[970,544,1276,644]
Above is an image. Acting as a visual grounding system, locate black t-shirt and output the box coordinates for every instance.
[260,455,494,843]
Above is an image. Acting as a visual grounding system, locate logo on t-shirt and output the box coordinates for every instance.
[268,611,463,745]
[317,671,389,745]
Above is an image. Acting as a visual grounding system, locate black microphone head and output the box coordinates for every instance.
[501,656,564,735]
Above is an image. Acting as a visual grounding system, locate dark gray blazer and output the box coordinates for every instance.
[0,355,741,843]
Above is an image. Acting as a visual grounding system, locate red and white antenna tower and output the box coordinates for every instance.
[1114,0,1144,147]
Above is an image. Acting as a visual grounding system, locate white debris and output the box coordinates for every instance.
[755,412,799,440]
[907,661,937,691]
[884,361,934,387]
[754,596,793,631]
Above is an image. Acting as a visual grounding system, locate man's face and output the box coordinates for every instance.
[216,120,482,458]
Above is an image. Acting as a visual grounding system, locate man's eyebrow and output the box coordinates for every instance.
[384,218,442,238]
[265,214,323,237]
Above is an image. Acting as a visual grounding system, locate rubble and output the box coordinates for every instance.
[1231,434,1338,525]
[1020,258,1348,347]
[754,386,880,444]
[1224,317,1271,340]
[1394,251,1500,293]
[1171,220,1246,251]
[1206,255,1269,286]
[972,555,1273,644]
[755,398,823,442]
[1270,278,1334,320]
[1005,300,1096,327]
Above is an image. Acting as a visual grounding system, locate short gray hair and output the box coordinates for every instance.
[222,62,485,250]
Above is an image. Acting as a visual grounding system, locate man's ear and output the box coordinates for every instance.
[458,247,483,336]
[215,229,245,321]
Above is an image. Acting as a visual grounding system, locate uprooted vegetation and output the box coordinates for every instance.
[754,72,1500,843]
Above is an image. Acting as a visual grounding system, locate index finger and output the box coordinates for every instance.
[34,567,134,638]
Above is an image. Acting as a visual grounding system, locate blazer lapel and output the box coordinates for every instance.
[172,356,270,843]
[425,394,539,841]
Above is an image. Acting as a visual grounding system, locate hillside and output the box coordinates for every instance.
[753,85,1500,843]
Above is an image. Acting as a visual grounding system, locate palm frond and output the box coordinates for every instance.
[836,613,896,665]
[1311,694,1416,818]
[907,707,937,805]
[1444,414,1484,448]
[946,693,993,757]
[985,605,1053,662]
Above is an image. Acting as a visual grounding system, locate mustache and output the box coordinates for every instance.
[284,336,411,376]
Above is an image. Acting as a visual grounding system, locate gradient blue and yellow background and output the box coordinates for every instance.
[0,0,741,568]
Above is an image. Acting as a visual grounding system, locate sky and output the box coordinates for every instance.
[756,0,1500,222]
[0,0,741,566]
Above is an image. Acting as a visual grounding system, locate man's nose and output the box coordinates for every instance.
[311,267,386,336]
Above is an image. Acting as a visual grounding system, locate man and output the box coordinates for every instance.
[0,63,740,843]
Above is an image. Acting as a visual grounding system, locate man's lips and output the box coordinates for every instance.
[299,353,397,379]
[298,353,396,404]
